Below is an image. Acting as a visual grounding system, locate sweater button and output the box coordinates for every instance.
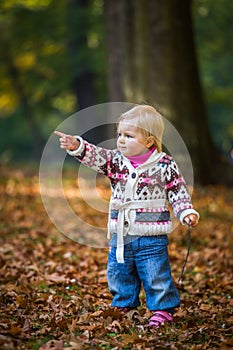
[124,221,129,227]
[131,173,136,179]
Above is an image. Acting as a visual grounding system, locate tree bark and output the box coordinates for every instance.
[147,0,214,183]
[103,0,125,101]
[104,0,232,184]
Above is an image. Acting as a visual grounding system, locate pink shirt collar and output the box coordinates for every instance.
[126,146,156,168]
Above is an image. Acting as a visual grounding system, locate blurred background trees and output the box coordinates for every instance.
[0,0,232,184]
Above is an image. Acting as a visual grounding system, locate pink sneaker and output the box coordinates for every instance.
[148,311,173,329]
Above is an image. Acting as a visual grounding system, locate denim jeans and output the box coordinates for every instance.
[107,234,180,311]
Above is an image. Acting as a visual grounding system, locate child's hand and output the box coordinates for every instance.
[183,214,199,227]
[54,131,80,151]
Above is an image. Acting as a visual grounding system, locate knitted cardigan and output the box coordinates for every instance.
[67,136,199,263]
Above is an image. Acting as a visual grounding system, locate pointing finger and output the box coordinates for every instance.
[54,131,66,138]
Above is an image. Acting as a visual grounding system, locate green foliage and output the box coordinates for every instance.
[0,0,69,114]
[193,0,233,160]
[0,0,106,162]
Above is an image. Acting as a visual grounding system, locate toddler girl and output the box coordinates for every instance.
[55,105,199,328]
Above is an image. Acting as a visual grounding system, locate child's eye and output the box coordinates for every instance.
[117,133,133,138]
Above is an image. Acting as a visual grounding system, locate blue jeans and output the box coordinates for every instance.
[107,234,180,311]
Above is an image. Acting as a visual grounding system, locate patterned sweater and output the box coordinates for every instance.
[67,136,199,263]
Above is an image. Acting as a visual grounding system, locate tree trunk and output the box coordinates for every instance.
[104,0,232,184]
[103,0,125,101]
[147,0,215,183]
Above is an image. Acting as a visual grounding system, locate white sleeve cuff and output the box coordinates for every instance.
[66,136,85,157]
[179,209,200,225]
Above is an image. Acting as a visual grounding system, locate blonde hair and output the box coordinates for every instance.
[118,105,164,152]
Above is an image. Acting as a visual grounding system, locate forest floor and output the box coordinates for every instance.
[0,166,232,349]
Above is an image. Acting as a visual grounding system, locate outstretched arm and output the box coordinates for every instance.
[54,130,116,176]
[54,131,80,151]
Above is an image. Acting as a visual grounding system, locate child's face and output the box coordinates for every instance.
[117,121,150,157]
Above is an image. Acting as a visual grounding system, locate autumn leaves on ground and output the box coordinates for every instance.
[0,166,232,350]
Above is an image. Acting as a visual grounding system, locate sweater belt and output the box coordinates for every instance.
[108,199,167,263]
